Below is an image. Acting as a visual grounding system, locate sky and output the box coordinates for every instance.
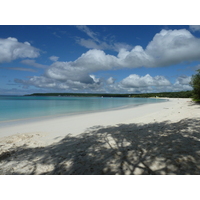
[1,25,200,95]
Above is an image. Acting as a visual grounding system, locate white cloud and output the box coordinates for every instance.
[49,56,59,62]
[75,28,200,68]
[173,76,192,91]
[174,75,191,85]
[118,74,192,93]
[189,25,200,32]
[117,46,154,68]
[90,75,100,83]
[0,37,40,63]
[145,29,200,67]
[15,75,102,92]
[120,74,171,88]
[73,29,200,71]
[15,76,57,88]
[15,29,198,93]
[16,72,192,94]
[74,49,118,71]
[21,59,47,68]
[45,61,95,84]
[107,77,115,84]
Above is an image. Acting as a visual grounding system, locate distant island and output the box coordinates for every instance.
[25,90,193,98]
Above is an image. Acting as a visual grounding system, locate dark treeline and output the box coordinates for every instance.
[131,91,193,98]
[25,90,193,98]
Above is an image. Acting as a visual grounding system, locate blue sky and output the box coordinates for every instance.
[1,25,200,95]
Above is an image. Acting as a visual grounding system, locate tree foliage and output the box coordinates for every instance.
[25,91,193,98]
[190,69,200,101]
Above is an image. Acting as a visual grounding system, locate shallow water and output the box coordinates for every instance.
[0,95,166,122]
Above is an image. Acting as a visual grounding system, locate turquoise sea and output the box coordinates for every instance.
[0,95,166,122]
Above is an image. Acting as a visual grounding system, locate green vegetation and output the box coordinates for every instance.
[190,69,200,102]
[130,91,193,98]
[25,90,193,98]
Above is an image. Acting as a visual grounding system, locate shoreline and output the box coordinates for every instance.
[0,98,170,140]
[0,97,166,124]
[1,98,200,175]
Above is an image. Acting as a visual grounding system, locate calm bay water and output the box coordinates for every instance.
[0,95,166,122]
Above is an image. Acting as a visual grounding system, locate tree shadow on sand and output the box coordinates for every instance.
[1,118,200,175]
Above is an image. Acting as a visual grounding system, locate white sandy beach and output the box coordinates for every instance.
[0,98,190,141]
[1,98,200,175]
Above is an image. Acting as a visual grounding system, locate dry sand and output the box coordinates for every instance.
[0,98,200,175]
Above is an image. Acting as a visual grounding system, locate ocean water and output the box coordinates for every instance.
[0,95,166,122]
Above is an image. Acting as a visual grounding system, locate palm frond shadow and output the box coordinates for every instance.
[1,118,200,175]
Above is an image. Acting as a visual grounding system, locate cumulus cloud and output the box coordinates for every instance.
[120,74,171,88]
[175,75,191,85]
[117,46,154,68]
[115,74,192,93]
[76,26,200,69]
[15,29,198,93]
[15,76,56,88]
[173,75,192,91]
[0,37,40,63]
[145,29,200,67]
[74,29,200,72]
[74,49,119,71]
[16,71,192,93]
[15,75,102,92]
[78,29,200,69]
[49,56,59,62]
[45,61,95,84]
[90,75,100,83]
[107,77,115,84]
